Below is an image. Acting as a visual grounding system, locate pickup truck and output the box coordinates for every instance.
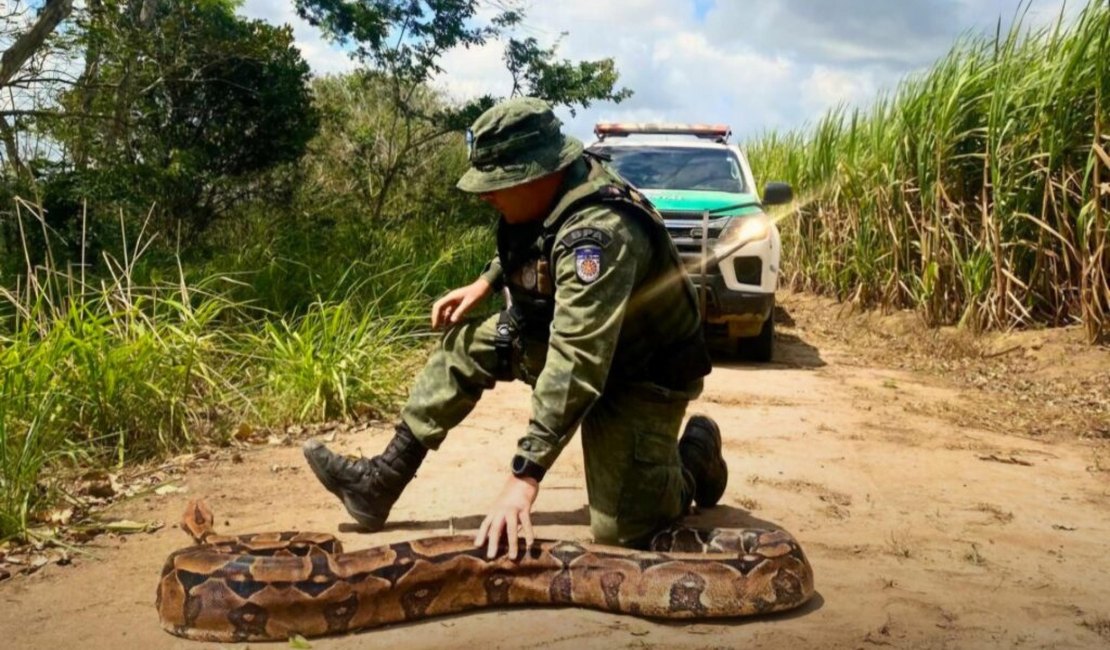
[588,123,793,361]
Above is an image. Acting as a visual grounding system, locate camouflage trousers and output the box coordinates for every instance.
[401,313,699,547]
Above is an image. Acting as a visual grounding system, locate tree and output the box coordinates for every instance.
[1,0,84,262]
[504,35,632,115]
[0,0,320,248]
[0,0,78,178]
[48,0,320,235]
[0,0,75,89]
[292,0,633,220]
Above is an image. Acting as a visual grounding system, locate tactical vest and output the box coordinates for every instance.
[498,156,701,326]
[496,155,711,389]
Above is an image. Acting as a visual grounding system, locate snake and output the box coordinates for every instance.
[156,499,815,642]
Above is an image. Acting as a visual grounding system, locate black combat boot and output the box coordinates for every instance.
[302,422,428,531]
[678,414,728,508]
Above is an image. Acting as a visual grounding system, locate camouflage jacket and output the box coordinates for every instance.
[481,155,711,468]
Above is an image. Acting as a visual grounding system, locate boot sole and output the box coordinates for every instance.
[340,493,388,532]
[685,415,721,448]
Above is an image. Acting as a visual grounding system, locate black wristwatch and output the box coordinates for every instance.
[510,454,547,482]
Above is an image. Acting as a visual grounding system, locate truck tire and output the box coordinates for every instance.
[737,301,774,362]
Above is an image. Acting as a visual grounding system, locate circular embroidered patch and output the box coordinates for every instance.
[575,246,602,283]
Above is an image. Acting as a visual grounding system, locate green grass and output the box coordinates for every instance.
[0,201,491,542]
[747,0,1109,341]
[252,301,415,422]
[0,372,69,540]
[0,69,497,542]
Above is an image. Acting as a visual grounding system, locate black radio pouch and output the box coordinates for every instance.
[493,305,526,381]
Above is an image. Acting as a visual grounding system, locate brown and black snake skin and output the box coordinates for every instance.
[156,500,815,642]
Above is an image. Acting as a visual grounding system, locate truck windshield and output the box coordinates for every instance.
[592,146,746,193]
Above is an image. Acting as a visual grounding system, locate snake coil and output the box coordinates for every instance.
[156,500,815,642]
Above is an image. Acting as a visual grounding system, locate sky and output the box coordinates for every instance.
[238,0,1083,142]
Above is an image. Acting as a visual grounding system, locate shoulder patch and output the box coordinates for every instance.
[574,246,602,283]
[559,227,612,249]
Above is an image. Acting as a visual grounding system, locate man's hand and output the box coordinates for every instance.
[431,278,493,329]
[474,474,539,559]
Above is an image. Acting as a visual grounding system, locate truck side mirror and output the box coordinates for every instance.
[762,182,793,206]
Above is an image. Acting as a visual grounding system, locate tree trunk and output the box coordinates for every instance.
[0,0,76,88]
[73,0,104,169]
[0,116,29,178]
[139,0,160,27]
[104,0,155,159]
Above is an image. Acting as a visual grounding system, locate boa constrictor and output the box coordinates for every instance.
[156,500,815,642]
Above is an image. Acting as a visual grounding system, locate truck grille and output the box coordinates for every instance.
[662,211,730,258]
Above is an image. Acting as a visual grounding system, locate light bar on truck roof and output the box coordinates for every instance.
[593,122,732,141]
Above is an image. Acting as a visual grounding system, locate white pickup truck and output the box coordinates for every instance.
[588,123,793,361]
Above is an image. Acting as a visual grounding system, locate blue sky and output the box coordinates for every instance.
[239,0,1082,142]
[693,0,716,21]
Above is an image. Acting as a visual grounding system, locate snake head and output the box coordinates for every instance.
[181,499,216,544]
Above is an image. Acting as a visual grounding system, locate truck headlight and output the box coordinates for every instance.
[718,215,770,254]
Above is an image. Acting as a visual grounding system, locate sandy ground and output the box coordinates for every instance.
[2,293,1109,649]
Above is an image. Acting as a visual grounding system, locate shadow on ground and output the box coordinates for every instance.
[712,331,826,371]
[683,503,794,532]
[710,305,826,370]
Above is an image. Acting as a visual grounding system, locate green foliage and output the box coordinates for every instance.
[293,0,631,148]
[290,0,634,227]
[292,73,481,226]
[290,0,633,224]
[504,36,633,114]
[150,5,318,178]
[192,73,495,315]
[0,371,69,541]
[0,197,490,541]
[295,0,495,80]
[0,0,635,541]
[0,69,498,536]
[252,302,413,422]
[50,0,318,235]
[748,0,1110,341]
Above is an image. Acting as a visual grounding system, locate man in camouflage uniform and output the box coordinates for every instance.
[304,97,728,556]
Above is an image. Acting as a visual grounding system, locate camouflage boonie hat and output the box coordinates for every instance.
[457,97,584,193]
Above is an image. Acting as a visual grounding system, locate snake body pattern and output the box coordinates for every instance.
[157,500,815,642]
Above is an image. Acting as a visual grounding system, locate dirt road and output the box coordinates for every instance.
[2,294,1109,649]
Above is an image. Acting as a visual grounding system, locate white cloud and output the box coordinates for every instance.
[800,65,882,114]
[238,0,356,76]
[428,0,799,141]
[238,0,1089,142]
[434,40,510,103]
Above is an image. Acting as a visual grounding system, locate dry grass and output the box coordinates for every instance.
[886,531,914,559]
[1081,616,1110,641]
[974,503,1015,524]
[778,291,1110,441]
[963,542,987,566]
[749,0,1110,343]
[1088,446,1110,473]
